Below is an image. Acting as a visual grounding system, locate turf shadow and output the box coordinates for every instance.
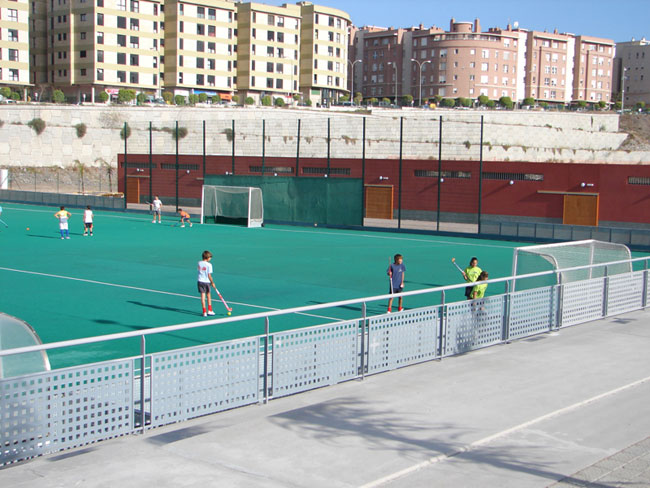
[127,300,202,317]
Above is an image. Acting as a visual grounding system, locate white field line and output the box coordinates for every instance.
[0,266,339,321]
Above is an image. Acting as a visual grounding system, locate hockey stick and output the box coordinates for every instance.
[451,257,464,275]
[0,218,7,228]
[213,285,232,313]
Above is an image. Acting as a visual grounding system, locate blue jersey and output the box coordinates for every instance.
[388,263,405,289]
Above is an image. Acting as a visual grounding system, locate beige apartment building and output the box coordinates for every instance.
[614,38,650,107]
[235,2,301,104]
[299,2,350,106]
[0,0,30,94]
[573,35,614,104]
[164,0,236,99]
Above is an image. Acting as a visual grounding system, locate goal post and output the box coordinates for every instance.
[512,239,632,291]
[201,185,263,228]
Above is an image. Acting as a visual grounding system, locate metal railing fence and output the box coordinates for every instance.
[1,257,648,466]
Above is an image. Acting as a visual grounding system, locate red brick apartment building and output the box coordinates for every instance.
[350,18,614,105]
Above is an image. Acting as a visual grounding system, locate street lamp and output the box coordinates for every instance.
[411,58,431,107]
[151,45,161,99]
[388,61,398,105]
[347,59,362,105]
[621,66,629,112]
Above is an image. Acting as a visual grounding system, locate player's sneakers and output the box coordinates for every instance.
[398,307,404,312]
[65,236,70,239]
[152,220,155,223]
[387,308,392,313]
[203,312,207,317]
[207,310,215,316]
[83,233,87,237]
[189,223,193,227]
[181,224,185,228]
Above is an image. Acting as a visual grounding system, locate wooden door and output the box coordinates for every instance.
[365,185,393,219]
[126,177,140,204]
[563,194,599,226]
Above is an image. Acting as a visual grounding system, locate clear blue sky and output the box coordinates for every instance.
[268,0,648,43]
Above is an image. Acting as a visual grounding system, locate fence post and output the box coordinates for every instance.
[202,120,206,182]
[263,316,270,404]
[296,119,301,177]
[261,120,266,176]
[140,335,147,433]
[438,290,446,357]
[478,115,484,234]
[231,120,236,175]
[556,273,564,329]
[362,117,366,224]
[603,265,609,317]
[503,281,511,342]
[123,122,128,210]
[436,116,443,231]
[149,122,153,204]
[643,259,648,309]
[360,302,366,379]
[398,116,403,229]
[175,121,179,211]
[327,118,331,177]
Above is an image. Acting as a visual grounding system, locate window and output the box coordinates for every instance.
[267,31,275,41]
[179,21,183,32]
[97,50,104,62]
[80,31,86,40]
[7,8,18,21]
[277,32,284,42]
[8,49,18,61]
[267,62,274,73]
[196,74,204,85]
[117,16,126,28]
[208,25,215,37]
[208,75,215,86]
[208,9,215,20]
[197,7,204,18]
[197,24,204,35]
[80,50,87,58]
[208,59,215,70]
[8,30,19,42]
[97,13,103,25]
[130,72,138,83]
[130,36,139,48]
[117,0,125,10]
[481,62,488,72]
[80,68,87,76]
[276,78,283,89]
[208,42,215,53]
[179,55,183,66]
[482,49,489,58]
[130,54,139,66]
[266,77,273,88]
[117,52,126,64]
[130,18,139,30]
[196,58,204,69]
[117,70,126,82]
[197,40,204,52]
[97,31,104,44]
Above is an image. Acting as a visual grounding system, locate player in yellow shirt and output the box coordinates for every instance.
[54,206,72,239]
[462,257,482,300]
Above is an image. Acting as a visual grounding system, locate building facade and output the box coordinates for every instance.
[0,0,30,93]
[351,18,615,106]
[614,38,650,107]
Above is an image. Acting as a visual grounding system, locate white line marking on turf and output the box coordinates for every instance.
[0,267,339,321]
[360,374,650,488]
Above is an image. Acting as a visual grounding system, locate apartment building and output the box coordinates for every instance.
[614,38,650,107]
[164,0,236,99]
[235,2,301,104]
[299,2,350,106]
[29,0,48,89]
[573,35,614,104]
[0,0,30,93]
[352,18,615,106]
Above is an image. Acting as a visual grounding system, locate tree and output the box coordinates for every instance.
[162,91,173,104]
[136,92,146,105]
[636,101,646,110]
[245,96,255,105]
[434,95,443,104]
[456,97,471,108]
[98,91,109,103]
[120,123,131,140]
[75,123,87,138]
[478,95,489,106]
[539,101,549,109]
[305,99,313,106]
[117,89,135,104]
[381,97,391,105]
[74,159,87,195]
[10,91,20,101]
[52,90,66,103]
[369,97,378,106]
[486,100,496,108]
[96,158,114,192]
[340,94,350,102]
[441,98,455,108]
[0,87,11,99]
[403,94,414,106]
[174,94,186,105]
[499,96,514,109]
[597,100,607,110]
[261,95,272,106]
[274,97,285,107]
[614,101,622,110]
[293,93,301,101]
[522,97,535,106]
[232,95,239,104]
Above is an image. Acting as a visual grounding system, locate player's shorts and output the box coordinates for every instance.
[197,282,210,294]
[84,222,92,229]
[59,223,69,230]
[390,286,403,294]
[153,209,161,215]
[465,286,473,299]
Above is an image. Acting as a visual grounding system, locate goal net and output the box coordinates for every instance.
[201,185,263,227]
[512,239,632,291]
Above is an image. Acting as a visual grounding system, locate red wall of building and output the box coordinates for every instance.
[118,155,650,225]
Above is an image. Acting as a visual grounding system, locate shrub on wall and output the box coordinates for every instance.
[245,96,255,105]
[174,95,186,105]
[0,87,10,99]
[98,91,109,103]
[232,95,240,104]
[261,96,272,106]
[162,91,173,104]
[27,118,46,135]
[120,123,131,140]
[198,93,208,103]
[274,97,285,107]
[75,123,87,138]
[117,89,136,104]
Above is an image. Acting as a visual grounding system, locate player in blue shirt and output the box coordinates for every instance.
[387,254,405,313]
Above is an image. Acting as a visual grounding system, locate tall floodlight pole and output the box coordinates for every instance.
[388,62,398,105]
[347,59,362,105]
[411,58,431,106]
[621,66,629,112]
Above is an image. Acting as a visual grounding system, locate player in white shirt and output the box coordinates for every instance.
[152,196,162,223]
[83,205,94,236]
[197,250,218,316]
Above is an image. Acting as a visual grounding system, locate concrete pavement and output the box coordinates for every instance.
[2,310,650,488]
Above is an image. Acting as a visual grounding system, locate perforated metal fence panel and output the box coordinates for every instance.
[367,307,440,374]
[561,278,606,327]
[272,321,358,398]
[607,272,645,316]
[508,286,557,339]
[444,296,506,356]
[150,339,259,428]
[0,359,133,465]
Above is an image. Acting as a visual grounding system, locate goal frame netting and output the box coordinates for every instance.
[201,185,264,228]
[512,239,632,291]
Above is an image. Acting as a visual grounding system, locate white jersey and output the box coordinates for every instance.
[197,260,213,283]
[83,209,93,223]
[153,198,162,211]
